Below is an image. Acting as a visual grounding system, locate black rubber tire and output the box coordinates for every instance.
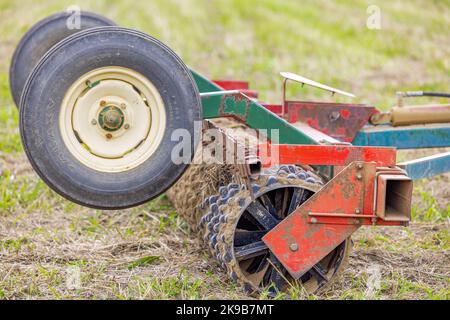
[20,26,202,210]
[9,11,116,108]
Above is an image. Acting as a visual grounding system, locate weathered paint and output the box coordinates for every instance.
[353,124,450,149]
[258,144,397,167]
[285,101,377,142]
[212,80,249,90]
[190,69,223,93]
[398,151,450,180]
[262,163,408,278]
[201,91,318,145]
[192,70,317,145]
[213,80,258,99]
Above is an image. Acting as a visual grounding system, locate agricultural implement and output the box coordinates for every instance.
[9,12,450,295]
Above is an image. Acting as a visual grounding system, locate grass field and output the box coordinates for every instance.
[0,0,449,299]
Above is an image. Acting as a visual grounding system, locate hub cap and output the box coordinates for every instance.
[98,106,125,132]
[59,67,166,172]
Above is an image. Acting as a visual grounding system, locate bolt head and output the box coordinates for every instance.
[355,209,361,214]
[329,111,340,121]
[311,217,318,224]
[357,163,364,169]
[289,243,299,252]
[356,174,363,180]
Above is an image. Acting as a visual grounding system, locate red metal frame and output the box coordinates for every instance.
[259,102,379,142]
[213,80,258,99]
[262,162,409,279]
[258,144,397,167]
[207,76,419,283]
[283,101,377,142]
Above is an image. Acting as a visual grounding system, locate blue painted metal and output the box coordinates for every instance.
[353,124,450,149]
[398,152,450,180]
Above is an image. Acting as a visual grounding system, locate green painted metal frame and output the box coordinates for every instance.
[191,70,317,145]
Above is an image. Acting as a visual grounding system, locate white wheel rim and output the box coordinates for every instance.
[59,66,166,173]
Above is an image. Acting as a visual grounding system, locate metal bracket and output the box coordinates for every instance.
[262,162,410,279]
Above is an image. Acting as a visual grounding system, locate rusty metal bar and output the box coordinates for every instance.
[257,144,397,167]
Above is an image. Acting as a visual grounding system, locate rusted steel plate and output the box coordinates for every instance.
[286,101,377,142]
[258,144,397,167]
[262,162,376,279]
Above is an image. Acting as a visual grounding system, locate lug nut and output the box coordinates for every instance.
[106,133,113,140]
[91,119,97,125]
[121,103,127,109]
[124,124,130,130]
[100,100,107,107]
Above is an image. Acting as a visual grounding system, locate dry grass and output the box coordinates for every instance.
[0,150,448,300]
[0,162,246,299]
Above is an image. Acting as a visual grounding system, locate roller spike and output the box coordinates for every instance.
[227,189,239,198]
[210,203,219,215]
[238,197,246,207]
[297,172,307,180]
[211,215,220,225]
[277,165,289,174]
[228,183,240,190]
[219,186,228,197]
[223,252,232,263]
[251,184,260,194]
[267,176,277,185]
[306,177,316,184]
[209,195,219,204]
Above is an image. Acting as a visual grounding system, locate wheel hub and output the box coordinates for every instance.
[98,105,125,132]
